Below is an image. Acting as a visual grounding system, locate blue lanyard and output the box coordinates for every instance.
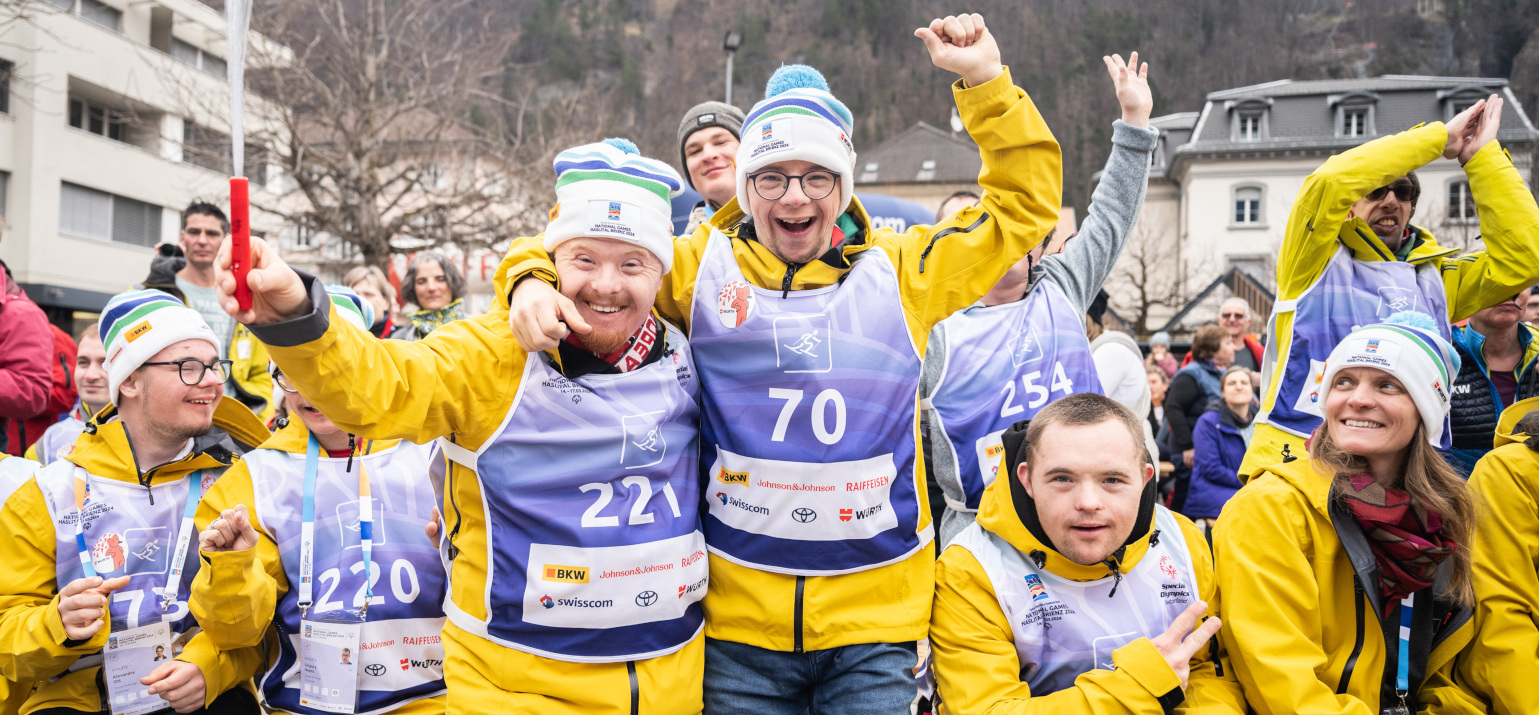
[73,467,203,618]
[297,433,373,618]
[1396,593,1414,694]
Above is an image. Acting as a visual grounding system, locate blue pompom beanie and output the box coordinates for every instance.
[736,65,856,212]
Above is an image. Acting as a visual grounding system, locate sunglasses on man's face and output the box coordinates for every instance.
[1365,182,1418,204]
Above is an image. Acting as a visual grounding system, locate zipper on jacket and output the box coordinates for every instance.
[445,437,464,560]
[918,212,990,273]
[793,575,806,653]
[780,263,800,299]
[626,661,639,715]
[1103,551,1125,598]
[1337,576,1367,695]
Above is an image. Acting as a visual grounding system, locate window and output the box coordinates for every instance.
[0,59,11,115]
[1238,114,1261,140]
[68,97,126,141]
[1234,186,1263,225]
[1447,181,1476,221]
[1450,99,1477,116]
[916,159,937,181]
[78,0,119,31]
[60,182,161,247]
[0,171,10,216]
[293,224,314,249]
[182,121,227,173]
[859,161,878,183]
[169,37,227,79]
[1344,108,1368,137]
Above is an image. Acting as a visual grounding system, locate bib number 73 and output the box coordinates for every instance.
[1000,362,1075,418]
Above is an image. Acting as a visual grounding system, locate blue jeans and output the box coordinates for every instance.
[703,637,918,715]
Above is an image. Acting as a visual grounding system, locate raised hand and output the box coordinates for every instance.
[142,659,206,713]
[199,504,260,554]
[1148,600,1223,690]
[215,235,311,325]
[1444,99,1487,160]
[1103,52,1152,128]
[914,14,1003,88]
[508,277,592,353]
[56,575,131,641]
[1460,94,1503,165]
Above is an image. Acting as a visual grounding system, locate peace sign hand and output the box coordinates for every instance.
[1148,600,1223,690]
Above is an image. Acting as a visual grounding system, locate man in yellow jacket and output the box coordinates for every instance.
[1460,395,1539,714]
[1242,95,1539,478]
[931,393,1243,714]
[0,453,42,715]
[213,141,710,714]
[0,290,270,714]
[501,13,1062,711]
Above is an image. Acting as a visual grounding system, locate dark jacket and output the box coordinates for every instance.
[0,260,53,455]
[1184,398,1254,519]
[1166,360,1223,455]
[1447,322,1539,474]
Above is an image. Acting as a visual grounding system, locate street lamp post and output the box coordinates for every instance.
[723,29,743,106]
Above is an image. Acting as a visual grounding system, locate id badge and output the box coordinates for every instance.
[1381,707,1412,715]
[102,621,173,715]
[299,619,362,714]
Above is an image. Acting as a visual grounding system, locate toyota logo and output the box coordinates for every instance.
[791,507,817,523]
[635,590,658,607]
[364,663,387,677]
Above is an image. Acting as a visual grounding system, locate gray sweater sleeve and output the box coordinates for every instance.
[1036,120,1159,314]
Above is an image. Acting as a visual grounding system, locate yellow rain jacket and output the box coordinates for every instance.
[0,454,41,715]
[1242,125,1539,478]
[228,323,277,423]
[1459,395,1539,714]
[188,419,446,714]
[0,398,269,713]
[930,448,1244,714]
[495,67,1062,652]
[1215,456,1485,714]
[252,297,703,715]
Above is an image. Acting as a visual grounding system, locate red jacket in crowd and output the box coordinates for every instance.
[0,263,62,456]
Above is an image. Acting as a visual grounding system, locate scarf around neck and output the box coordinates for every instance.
[408,298,465,339]
[1339,473,1456,616]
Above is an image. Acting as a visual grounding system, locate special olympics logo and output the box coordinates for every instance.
[365,663,387,677]
[791,507,817,523]
[635,591,658,607]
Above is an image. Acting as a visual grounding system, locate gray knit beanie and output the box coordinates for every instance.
[677,101,744,189]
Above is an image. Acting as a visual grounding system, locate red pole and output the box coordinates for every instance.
[229,177,252,311]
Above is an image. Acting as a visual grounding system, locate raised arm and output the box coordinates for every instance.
[214,238,522,444]
[889,14,1063,335]
[1039,53,1157,314]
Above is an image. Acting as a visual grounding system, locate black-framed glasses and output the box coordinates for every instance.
[273,370,298,393]
[1365,181,1418,204]
[747,170,840,201]
[140,358,232,386]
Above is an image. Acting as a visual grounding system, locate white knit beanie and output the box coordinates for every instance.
[544,138,683,271]
[736,65,856,213]
[99,289,222,406]
[1319,311,1461,449]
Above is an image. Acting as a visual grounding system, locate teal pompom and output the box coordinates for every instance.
[1384,310,1439,333]
[602,137,640,155]
[765,65,830,97]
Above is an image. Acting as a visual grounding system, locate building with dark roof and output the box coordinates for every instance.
[1107,75,1538,335]
[853,121,982,215]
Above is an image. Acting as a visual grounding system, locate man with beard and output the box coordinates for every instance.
[1240,95,1539,478]
[211,140,712,713]
[501,13,1063,711]
[0,290,270,714]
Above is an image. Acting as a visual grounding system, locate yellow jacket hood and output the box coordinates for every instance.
[1493,394,1539,449]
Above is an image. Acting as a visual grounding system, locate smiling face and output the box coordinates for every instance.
[1219,298,1250,339]
[117,339,221,441]
[553,238,664,354]
[743,159,841,265]
[1348,176,1416,247]
[180,213,226,272]
[1323,366,1420,461]
[75,334,110,413]
[684,127,740,209]
[282,383,343,438]
[1020,420,1153,566]
[412,260,453,311]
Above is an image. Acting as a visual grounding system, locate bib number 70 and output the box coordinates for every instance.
[1000,362,1075,418]
[769,388,846,445]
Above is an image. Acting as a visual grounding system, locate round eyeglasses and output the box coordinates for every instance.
[747,170,840,201]
[140,358,233,386]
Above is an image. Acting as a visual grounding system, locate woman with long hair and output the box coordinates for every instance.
[1214,313,1484,714]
